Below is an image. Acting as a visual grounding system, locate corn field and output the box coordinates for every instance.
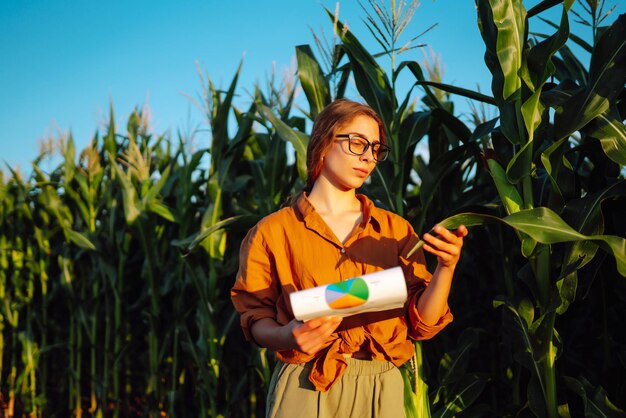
[1,1,626,417]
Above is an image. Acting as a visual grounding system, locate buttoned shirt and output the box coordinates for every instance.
[231,193,453,391]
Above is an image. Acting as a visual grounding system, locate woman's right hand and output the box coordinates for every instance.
[251,316,342,354]
[284,316,342,355]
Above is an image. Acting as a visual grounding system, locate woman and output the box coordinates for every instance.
[231,99,467,417]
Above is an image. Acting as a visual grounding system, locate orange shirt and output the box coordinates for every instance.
[231,193,453,392]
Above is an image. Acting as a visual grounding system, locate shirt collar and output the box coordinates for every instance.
[295,192,316,221]
[295,192,381,230]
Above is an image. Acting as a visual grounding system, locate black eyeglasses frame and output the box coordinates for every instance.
[334,133,391,162]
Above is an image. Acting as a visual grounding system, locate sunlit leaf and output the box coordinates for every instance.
[397,60,443,109]
[67,230,96,251]
[412,80,496,105]
[432,375,489,418]
[489,0,526,99]
[520,89,544,142]
[590,108,626,166]
[108,152,141,225]
[296,44,331,119]
[486,157,523,214]
[147,201,177,223]
[329,8,395,126]
[142,165,172,205]
[505,139,533,183]
[476,0,524,144]
[407,208,626,276]
[258,104,309,180]
[172,216,252,254]
[554,14,626,139]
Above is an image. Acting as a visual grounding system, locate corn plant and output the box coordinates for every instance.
[413,0,626,415]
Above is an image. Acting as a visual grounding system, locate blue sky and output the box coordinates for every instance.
[1,1,622,173]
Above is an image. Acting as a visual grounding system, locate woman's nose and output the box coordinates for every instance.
[359,146,375,162]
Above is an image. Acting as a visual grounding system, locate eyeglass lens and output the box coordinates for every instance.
[349,135,389,161]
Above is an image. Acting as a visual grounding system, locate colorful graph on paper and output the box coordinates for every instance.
[325,277,369,309]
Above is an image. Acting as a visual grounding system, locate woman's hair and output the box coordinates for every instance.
[304,99,386,192]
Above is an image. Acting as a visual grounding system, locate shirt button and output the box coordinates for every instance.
[340,248,346,254]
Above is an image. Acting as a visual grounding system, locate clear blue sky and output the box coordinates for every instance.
[1,1,622,173]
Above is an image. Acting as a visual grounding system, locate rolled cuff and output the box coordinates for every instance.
[406,301,453,341]
[240,308,278,343]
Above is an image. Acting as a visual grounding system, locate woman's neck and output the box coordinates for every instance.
[307,178,361,215]
[307,179,363,244]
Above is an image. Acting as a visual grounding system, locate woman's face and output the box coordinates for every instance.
[318,114,380,191]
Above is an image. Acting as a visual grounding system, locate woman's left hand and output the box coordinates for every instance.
[422,225,468,269]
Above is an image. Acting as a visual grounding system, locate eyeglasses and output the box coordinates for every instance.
[335,134,391,162]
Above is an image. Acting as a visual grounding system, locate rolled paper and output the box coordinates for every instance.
[290,266,408,322]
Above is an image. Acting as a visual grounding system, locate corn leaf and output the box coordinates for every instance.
[522,2,570,91]
[399,111,431,155]
[108,152,141,225]
[147,201,177,223]
[397,61,444,109]
[537,14,592,53]
[67,230,96,251]
[552,44,589,84]
[431,109,472,144]
[520,89,544,143]
[432,375,489,418]
[402,342,431,418]
[557,181,626,304]
[406,208,626,276]
[436,329,482,391]
[142,165,172,206]
[526,0,566,18]
[489,0,526,100]
[476,0,524,144]
[172,215,251,254]
[209,62,242,171]
[486,158,523,215]
[564,376,626,417]
[505,139,533,183]
[554,14,626,139]
[493,296,548,397]
[591,108,626,166]
[411,80,497,105]
[539,136,568,202]
[258,104,308,180]
[328,8,394,127]
[295,44,330,119]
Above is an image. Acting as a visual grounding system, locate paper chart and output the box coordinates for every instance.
[290,266,407,321]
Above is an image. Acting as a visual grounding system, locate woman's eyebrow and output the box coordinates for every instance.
[346,132,381,143]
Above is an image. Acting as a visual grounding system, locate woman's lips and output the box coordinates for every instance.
[353,167,369,177]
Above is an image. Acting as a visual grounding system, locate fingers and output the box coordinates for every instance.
[422,224,467,267]
[291,316,342,355]
[297,316,342,335]
[430,224,467,241]
[456,224,469,238]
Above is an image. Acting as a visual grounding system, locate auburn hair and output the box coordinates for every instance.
[304,99,386,192]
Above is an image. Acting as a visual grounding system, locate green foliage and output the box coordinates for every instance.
[1,1,625,417]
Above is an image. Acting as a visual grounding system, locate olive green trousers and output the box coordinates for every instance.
[266,358,406,418]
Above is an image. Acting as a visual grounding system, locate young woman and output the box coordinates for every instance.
[231,99,467,417]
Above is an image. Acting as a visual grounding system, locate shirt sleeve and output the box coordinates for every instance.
[397,221,453,340]
[231,224,280,342]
